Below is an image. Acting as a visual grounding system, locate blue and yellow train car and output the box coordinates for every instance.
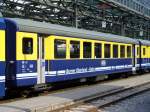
[44,35,136,82]
[1,18,149,95]
[0,18,6,97]
[0,17,150,97]
[5,18,139,88]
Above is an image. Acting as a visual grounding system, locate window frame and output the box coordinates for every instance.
[22,37,33,55]
[112,44,119,58]
[83,41,92,59]
[94,42,102,59]
[54,39,67,59]
[17,32,37,60]
[143,47,146,56]
[70,40,80,59]
[120,44,126,58]
[127,45,132,58]
[104,43,111,59]
[136,46,139,57]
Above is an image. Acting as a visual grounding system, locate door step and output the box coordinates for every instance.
[34,84,47,91]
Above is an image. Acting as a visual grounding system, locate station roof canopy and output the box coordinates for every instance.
[8,18,140,44]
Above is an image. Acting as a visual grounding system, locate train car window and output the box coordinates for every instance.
[120,45,125,58]
[127,46,131,58]
[22,38,33,54]
[70,41,80,58]
[54,39,66,59]
[113,45,118,58]
[94,43,102,58]
[83,42,92,58]
[143,48,146,55]
[104,44,111,58]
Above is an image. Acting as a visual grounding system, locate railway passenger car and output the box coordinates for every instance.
[0,17,150,97]
[4,18,139,89]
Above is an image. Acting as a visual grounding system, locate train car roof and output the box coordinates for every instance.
[0,18,6,30]
[139,39,150,46]
[7,18,139,44]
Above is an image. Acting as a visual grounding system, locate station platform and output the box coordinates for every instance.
[0,74,150,112]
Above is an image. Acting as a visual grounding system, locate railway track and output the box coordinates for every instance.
[51,82,150,112]
[0,73,137,104]
[0,76,121,104]
[0,74,150,112]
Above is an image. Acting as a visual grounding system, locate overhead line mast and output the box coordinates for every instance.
[0,0,150,40]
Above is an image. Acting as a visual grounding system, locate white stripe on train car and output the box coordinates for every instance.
[95,67,111,71]
[0,76,5,82]
[17,73,38,79]
[49,71,57,75]
[45,71,57,76]
[45,64,133,76]
[57,70,66,76]
[128,65,133,67]
[17,64,133,78]
[0,76,5,80]
[16,77,36,80]
[17,73,38,78]
[135,64,140,67]
[141,63,150,66]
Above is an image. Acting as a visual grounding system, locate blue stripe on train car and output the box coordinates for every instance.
[0,82,5,97]
[16,78,37,86]
[16,60,37,86]
[45,59,133,82]
[141,58,150,69]
[135,58,150,70]
[0,61,5,97]
[0,61,5,76]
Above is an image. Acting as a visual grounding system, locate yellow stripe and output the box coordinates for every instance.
[125,45,127,58]
[110,44,113,58]
[0,30,5,61]
[80,40,83,59]
[45,35,133,60]
[66,39,70,59]
[92,42,95,59]
[16,32,37,60]
[118,44,120,58]
[102,43,104,58]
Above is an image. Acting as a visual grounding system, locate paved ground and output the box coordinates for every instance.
[101,90,150,112]
[0,74,150,112]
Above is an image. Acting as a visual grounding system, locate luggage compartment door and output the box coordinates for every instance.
[37,37,45,84]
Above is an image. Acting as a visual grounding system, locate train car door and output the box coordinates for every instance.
[133,45,140,71]
[37,37,45,84]
[132,44,137,71]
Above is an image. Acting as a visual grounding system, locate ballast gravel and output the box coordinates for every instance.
[100,90,150,112]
